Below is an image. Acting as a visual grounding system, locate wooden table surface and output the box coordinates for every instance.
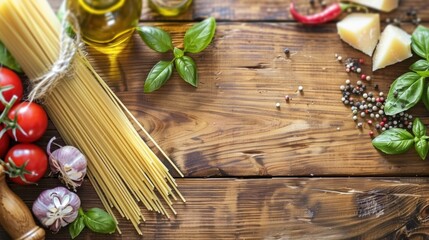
[2,0,429,239]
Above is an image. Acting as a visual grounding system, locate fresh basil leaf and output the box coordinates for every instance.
[144,60,173,92]
[415,138,429,160]
[175,56,197,87]
[69,215,86,239]
[413,118,426,138]
[384,72,424,115]
[137,26,174,53]
[0,41,22,72]
[411,25,429,60]
[174,47,184,58]
[83,208,116,234]
[422,81,429,112]
[184,17,216,53]
[410,59,429,77]
[372,128,414,154]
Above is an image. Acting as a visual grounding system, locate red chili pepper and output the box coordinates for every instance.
[289,2,349,25]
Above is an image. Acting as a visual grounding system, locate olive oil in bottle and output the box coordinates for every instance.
[67,0,142,48]
[149,0,192,17]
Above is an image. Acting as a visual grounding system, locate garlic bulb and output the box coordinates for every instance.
[47,137,87,191]
[32,186,81,233]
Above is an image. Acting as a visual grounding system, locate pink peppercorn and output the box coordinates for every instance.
[369,131,374,137]
[360,74,366,80]
[359,58,364,64]
[367,120,373,125]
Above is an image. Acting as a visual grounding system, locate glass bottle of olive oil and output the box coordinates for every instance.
[67,0,142,48]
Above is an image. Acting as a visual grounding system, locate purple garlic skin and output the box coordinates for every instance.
[32,186,81,233]
[47,137,87,191]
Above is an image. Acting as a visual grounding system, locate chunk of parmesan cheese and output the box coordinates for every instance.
[347,0,399,12]
[372,25,412,71]
[337,13,380,56]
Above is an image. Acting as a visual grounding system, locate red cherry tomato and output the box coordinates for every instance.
[0,68,23,111]
[7,102,48,143]
[0,126,10,158]
[5,143,48,185]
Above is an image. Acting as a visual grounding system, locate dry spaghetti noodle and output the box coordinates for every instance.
[0,0,184,234]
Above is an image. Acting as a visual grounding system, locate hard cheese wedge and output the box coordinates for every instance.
[347,0,399,12]
[337,13,380,56]
[372,25,412,71]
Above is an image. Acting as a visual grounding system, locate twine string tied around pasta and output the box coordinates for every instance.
[28,11,83,101]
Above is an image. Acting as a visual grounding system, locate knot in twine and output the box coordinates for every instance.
[28,11,83,102]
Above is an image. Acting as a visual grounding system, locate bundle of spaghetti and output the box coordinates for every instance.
[0,0,184,234]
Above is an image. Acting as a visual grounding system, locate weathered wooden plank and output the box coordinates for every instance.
[78,22,429,177]
[1,178,429,239]
[47,0,429,22]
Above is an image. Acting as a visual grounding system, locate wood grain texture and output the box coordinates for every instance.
[82,22,429,177]
[1,178,429,239]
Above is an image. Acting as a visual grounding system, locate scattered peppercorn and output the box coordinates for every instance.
[393,18,401,26]
[338,54,414,138]
[284,48,290,55]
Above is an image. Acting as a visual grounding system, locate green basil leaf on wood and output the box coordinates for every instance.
[411,25,429,60]
[372,128,414,154]
[415,138,429,160]
[137,26,174,53]
[384,72,424,115]
[144,60,174,93]
[410,59,429,77]
[175,56,198,87]
[69,215,85,239]
[0,41,22,72]
[184,17,216,53]
[83,208,117,234]
[413,118,426,138]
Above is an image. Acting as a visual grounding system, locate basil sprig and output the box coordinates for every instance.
[372,118,429,160]
[384,25,429,115]
[69,208,117,239]
[137,17,216,92]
